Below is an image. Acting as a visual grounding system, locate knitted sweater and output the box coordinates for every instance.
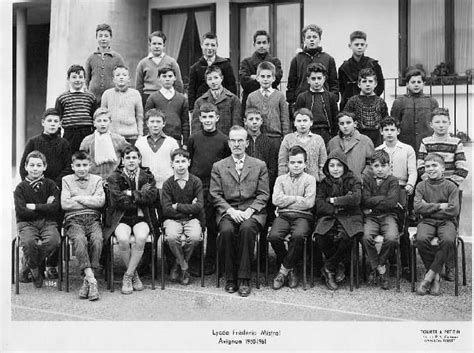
[135,134,179,188]
[362,174,400,215]
[272,172,316,218]
[135,54,184,94]
[414,178,459,223]
[390,92,439,152]
[162,173,204,223]
[343,95,388,130]
[145,90,190,145]
[55,91,98,128]
[376,141,417,187]
[19,133,72,185]
[79,132,130,180]
[417,135,469,187]
[61,174,105,220]
[14,178,60,222]
[85,49,125,102]
[188,129,230,187]
[246,89,290,137]
[295,90,338,134]
[101,87,144,138]
[278,132,327,182]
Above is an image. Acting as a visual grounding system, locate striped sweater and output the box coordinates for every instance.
[417,135,469,186]
[55,91,98,128]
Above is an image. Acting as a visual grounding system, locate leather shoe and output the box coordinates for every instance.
[430,278,441,296]
[444,266,455,282]
[335,263,345,283]
[287,269,298,289]
[273,272,286,290]
[321,266,338,290]
[204,260,216,276]
[378,272,389,290]
[368,270,377,285]
[416,279,431,296]
[170,263,180,281]
[238,279,251,297]
[225,280,238,293]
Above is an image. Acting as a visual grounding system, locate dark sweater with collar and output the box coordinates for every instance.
[188,55,238,109]
[19,133,72,186]
[14,178,60,222]
[188,129,231,188]
[295,89,339,134]
[246,133,279,190]
[362,174,400,215]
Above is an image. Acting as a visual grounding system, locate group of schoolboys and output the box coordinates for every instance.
[15,22,468,300]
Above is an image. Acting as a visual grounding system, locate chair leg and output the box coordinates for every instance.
[58,238,63,291]
[265,239,269,286]
[65,237,70,293]
[459,238,466,286]
[161,232,165,290]
[355,238,360,289]
[11,239,15,285]
[454,240,459,296]
[310,236,314,287]
[110,237,114,293]
[216,234,220,288]
[256,233,260,289]
[105,239,110,290]
[201,238,205,288]
[362,245,367,282]
[15,237,20,295]
[350,238,354,292]
[410,241,416,292]
[396,243,401,292]
[303,237,307,291]
[151,235,155,290]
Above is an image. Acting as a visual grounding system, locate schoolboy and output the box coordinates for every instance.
[188,32,238,111]
[239,30,283,114]
[390,68,439,153]
[295,63,339,144]
[343,68,388,146]
[135,109,179,189]
[61,151,105,301]
[191,65,241,136]
[414,153,460,296]
[286,24,338,110]
[246,61,290,150]
[278,108,327,182]
[14,151,61,288]
[103,146,160,294]
[85,23,125,104]
[327,112,374,180]
[269,146,316,290]
[79,108,129,179]
[361,150,400,290]
[135,31,184,107]
[55,64,99,153]
[338,30,384,111]
[187,103,230,274]
[145,67,189,146]
[314,150,363,290]
[19,108,72,280]
[101,65,144,145]
[162,148,204,285]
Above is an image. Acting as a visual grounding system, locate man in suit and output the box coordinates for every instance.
[210,125,269,297]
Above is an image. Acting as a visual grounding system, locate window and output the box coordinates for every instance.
[400,0,472,80]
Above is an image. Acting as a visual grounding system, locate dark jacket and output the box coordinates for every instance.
[286,47,338,104]
[314,150,363,237]
[338,55,384,110]
[188,55,238,109]
[295,90,339,135]
[361,174,399,216]
[103,167,160,241]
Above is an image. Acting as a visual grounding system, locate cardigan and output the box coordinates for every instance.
[245,89,290,137]
[135,54,184,94]
[101,87,144,138]
[272,172,316,218]
[14,178,60,222]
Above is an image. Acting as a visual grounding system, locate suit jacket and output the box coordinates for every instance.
[210,155,269,227]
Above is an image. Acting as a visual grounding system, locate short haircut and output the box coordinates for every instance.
[405,68,426,82]
[379,116,400,129]
[349,30,367,42]
[430,107,450,121]
[424,152,445,167]
[96,23,112,36]
[25,150,47,166]
[72,150,91,162]
[307,62,327,77]
[253,30,270,43]
[358,68,377,82]
[42,108,60,119]
[199,102,219,115]
[256,61,275,76]
[171,148,190,161]
[158,66,176,77]
[112,65,129,75]
[93,107,111,120]
[205,65,223,78]
[145,108,166,123]
[149,30,166,43]
[302,24,323,39]
[122,145,141,159]
[201,32,218,44]
[294,108,314,120]
[370,149,390,165]
[229,125,247,135]
[288,145,307,162]
[67,64,85,78]
[337,111,357,122]
[244,107,262,118]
